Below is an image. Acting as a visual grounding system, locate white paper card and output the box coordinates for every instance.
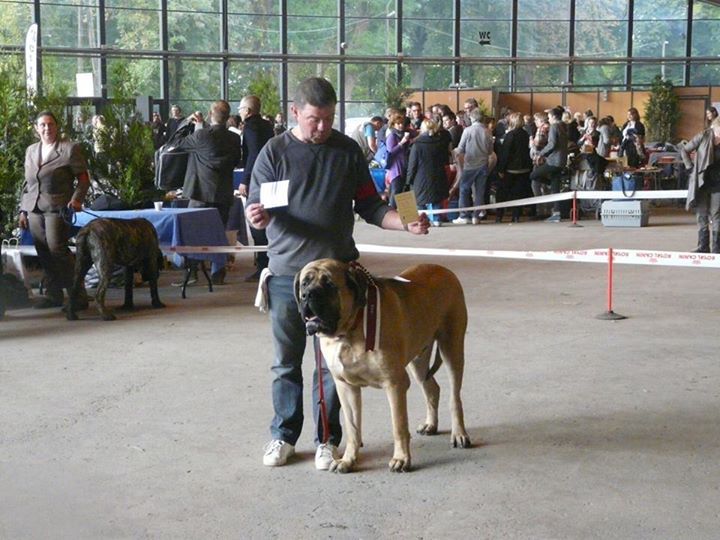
[260,180,289,209]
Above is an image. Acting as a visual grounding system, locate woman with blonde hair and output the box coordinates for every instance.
[405,119,450,226]
[497,112,533,222]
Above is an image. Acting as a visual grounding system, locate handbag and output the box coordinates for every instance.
[611,173,637,197]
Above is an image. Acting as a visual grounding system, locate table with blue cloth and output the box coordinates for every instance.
[73,207,228,272]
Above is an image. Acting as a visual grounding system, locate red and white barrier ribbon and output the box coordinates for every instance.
[421,189,688,215]
[356,244,720,269]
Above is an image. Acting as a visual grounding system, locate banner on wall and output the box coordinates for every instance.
[25,23,38,96]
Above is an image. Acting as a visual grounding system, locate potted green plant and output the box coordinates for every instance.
[644,75,681,144]
[84,61,160,208]
[383,79,413,111]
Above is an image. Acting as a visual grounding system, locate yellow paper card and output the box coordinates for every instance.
[394,190,419,225]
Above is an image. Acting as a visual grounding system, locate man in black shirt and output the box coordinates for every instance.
[237,95,275,281]
[173,100,242,283]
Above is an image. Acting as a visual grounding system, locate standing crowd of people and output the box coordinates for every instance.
[355,99,652,225]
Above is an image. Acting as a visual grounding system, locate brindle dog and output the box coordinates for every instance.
[67,218,165,321]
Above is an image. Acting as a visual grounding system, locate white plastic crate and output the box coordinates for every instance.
[601,200,650,227]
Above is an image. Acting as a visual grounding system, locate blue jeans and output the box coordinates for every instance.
[268,275,342,446]
[424,202,442,224]
[458,165,488,219]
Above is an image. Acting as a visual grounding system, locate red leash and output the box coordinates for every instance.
[313,262,379,445]
[314,335,330,445]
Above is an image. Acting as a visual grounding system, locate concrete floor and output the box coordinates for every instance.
[2,208,719,539]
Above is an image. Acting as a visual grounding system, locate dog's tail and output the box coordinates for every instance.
[425,342,443,381]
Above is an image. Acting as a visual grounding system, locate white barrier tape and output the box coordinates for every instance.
[575,190,688,200]
[422,189,688,215]
[356,244,720,269]
[165,245,266,254]
[8,241,716,270]
[423,192,569,215]
[2,244,267,256]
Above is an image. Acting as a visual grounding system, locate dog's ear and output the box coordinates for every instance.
[345,266,368,310]
[293,270,303,306]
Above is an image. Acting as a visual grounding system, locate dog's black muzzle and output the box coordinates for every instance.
[299,283,339,336]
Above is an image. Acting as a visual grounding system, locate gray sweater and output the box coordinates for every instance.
[248,129,390,276]
[538,121,568,168]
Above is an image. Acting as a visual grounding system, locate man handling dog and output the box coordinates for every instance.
[245,77,430,470]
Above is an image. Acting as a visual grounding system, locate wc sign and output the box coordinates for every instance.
[478,30,491,45]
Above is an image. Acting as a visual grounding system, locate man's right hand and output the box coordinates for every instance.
[237,184,248,198]
[18,212,28,229]
[245,202,270,229]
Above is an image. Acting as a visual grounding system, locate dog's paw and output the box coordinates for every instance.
[416,422,438,435]
[451,432,472,448]
[388,457,411,472]
[329,459,354,474]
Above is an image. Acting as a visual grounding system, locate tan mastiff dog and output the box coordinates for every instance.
[294,259,471,473]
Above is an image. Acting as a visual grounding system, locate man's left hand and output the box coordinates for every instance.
[407,213,430,235]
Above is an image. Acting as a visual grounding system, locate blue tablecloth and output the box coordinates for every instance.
[233,168,244,190]
[74,208,228,270]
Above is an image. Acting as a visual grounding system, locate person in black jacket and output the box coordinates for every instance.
[405,119,450,226]
[172,100,242,283]
[237,95,275,281]
[165,105,184,140]
[496,112,534,223]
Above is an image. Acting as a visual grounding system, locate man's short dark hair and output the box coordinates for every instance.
[35,110,58,124]
[293,77,337,109]
[549,107,564,120]
[370,116,383,123]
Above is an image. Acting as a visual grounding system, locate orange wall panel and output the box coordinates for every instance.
[423,91,457,111]
[598,92,632,124]
[498,93,532,115]
[567,92,599,117]
[530,93,563,115]
[676,99,706,142]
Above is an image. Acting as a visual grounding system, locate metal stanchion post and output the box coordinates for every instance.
[568,190,583,228]
[596,247,627,320]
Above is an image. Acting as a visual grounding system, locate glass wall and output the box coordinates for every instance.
[690,1,720,85]
[573,0,627,89]
[0,1,35,46]
[3,0,720,120]
[632,0,687,85]
[228,1,280,54]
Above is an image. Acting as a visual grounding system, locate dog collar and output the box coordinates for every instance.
[349,262,380,352]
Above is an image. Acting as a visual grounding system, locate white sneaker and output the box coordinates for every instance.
[471,217,480,225]
[263,440,295,466]
[452,217,470,225]
[315,443,339,470]
[431,221,442,227]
